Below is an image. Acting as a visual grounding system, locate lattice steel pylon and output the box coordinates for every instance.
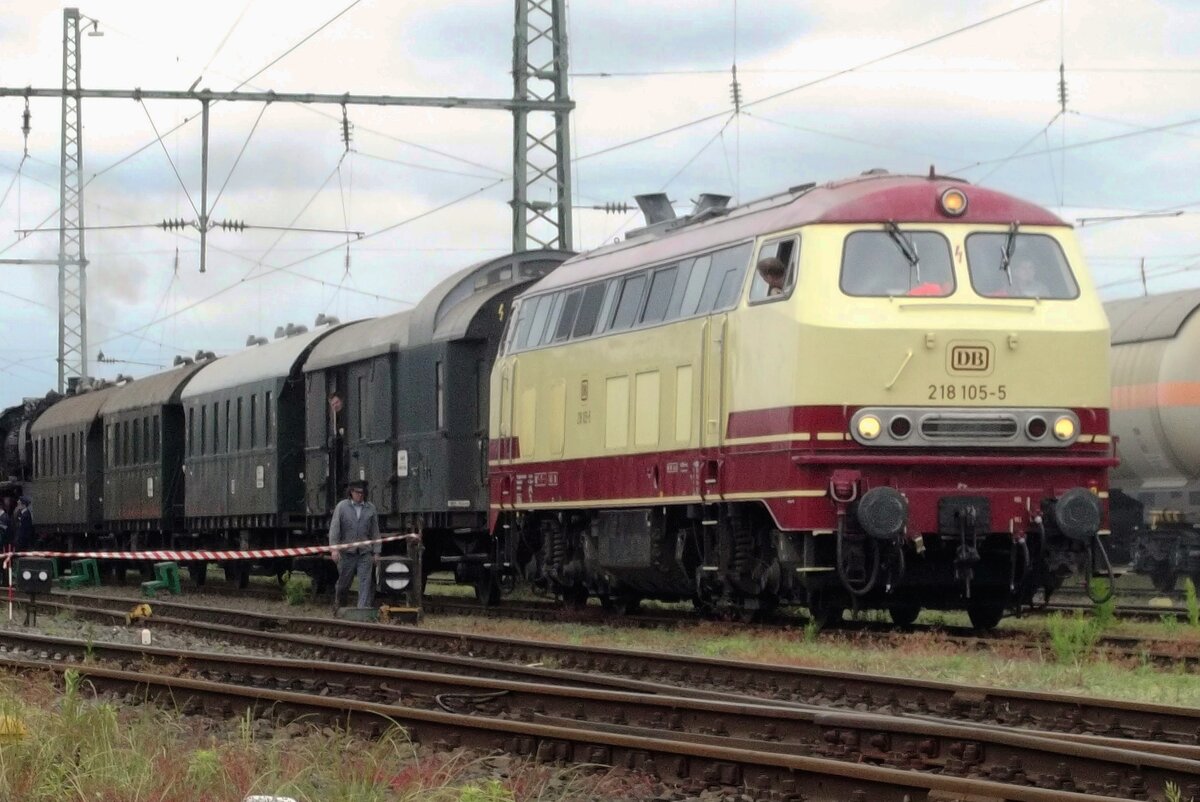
[512,0,573,252]
[58,8,87,392]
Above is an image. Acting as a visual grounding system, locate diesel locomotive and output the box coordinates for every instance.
[0,171,1113,628]
[490,171,1113,627]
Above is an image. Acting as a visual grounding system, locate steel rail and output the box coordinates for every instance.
[0,655,1179,802]
[47,593,1200,747]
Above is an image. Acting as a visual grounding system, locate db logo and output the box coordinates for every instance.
[949,344,991,373]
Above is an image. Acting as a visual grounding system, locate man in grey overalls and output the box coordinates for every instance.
[328,480,381,614]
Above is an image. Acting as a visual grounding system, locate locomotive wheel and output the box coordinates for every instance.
[807,595,844,630]
[1151,566,1178,593]
[474,576,502,606]
[888,603,921,627]
[967,598,1005,631]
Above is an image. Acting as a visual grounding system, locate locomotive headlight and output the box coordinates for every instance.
[940,187,968,217]
[1052,416,1076,441]
[382,560,411,591]
[856,415,882,440]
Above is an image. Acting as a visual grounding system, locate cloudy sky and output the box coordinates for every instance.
[0,0,1197,404]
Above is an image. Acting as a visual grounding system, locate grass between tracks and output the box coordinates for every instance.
[425,608,1200,709]
[0,670,655,802]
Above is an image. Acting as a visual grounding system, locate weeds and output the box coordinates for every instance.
[1162,613,1181,636]
[283,574,313,606]
[803,619,819,644]
[1046,612,1101,666]
[1185,578,1199,629]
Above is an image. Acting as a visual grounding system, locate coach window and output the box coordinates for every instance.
[749,236,800,303]
[571,282,607,339]
[211,402,219,454]
[224,400,232,453]
[122,421,130,466]
[841,230,954,297]
[435,361,446,430]
[609,272,649,332]
[187,408,195,457]
[553,289,584,343]
[70,432,77,473]
[153,415,160,458]
[236,398,244,451]
[200,405,207,455]
[356,377,366,438]
[641,265,679,325]
[143,416,151,462]
[265,391,273,445]
[249,394,257,448]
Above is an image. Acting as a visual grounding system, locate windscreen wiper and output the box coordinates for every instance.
[885,220,921,283]
[999,221,1020,285]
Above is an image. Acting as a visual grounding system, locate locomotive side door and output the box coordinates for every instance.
[699,314,727,499]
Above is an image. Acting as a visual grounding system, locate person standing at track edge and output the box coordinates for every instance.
[328,480,380,614]
[14,497,33,552]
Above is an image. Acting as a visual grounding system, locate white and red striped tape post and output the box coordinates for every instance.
[2,533,420,566]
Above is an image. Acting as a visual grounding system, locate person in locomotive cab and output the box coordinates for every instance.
[13,497,33,552]
[757,256,788,296]
[328,480,381,614]
[1012,258,1050,298]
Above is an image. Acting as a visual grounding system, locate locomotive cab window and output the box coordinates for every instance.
[841,229,954,297]
[966,232,1079,300]
[749,236,799,303]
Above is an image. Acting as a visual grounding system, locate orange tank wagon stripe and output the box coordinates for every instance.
[1112,382,1200,410]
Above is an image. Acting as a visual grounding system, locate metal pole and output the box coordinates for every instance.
[200,99,209,273]
[58,8,86,391]
[511,0,529,253]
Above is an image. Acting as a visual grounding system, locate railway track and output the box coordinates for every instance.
[6,654,1169,802]
[42,592,1200,748]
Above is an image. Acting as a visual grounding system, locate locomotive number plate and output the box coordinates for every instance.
[947,341,993,376]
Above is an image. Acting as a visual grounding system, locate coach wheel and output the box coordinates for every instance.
[187,562,208,587]
[967,598,1005,631]
[474,576,501,607]
[888,603,921,628]
[224,563,250,590]
[1151,566,1177,593]
[561,585,589,610]
[600,593,641,615]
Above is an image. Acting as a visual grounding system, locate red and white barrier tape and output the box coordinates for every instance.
[2,533,419,567]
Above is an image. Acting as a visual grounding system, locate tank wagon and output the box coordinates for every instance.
[490,171,1113,627]
[1106,289,1200,591]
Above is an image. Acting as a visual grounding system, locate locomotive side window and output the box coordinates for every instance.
[538,293,566,347]
[554,289,584,342]
[679,255,711,317]
[641,265,679,324]
[749,236,799,303]
[525,295,553,349]
[571,282,607,339]
[966,233,1078,300]
[840,230,954,297]
[610,272,649,331]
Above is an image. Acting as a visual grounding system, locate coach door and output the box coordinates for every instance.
[700,314,726,499]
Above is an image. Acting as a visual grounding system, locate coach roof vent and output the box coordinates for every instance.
[314,313,340,327]
[246,335,268,346]
[173,355,194,366]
